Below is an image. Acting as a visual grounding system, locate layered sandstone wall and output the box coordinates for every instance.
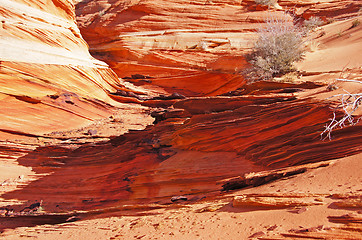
[75,0,361,96]
[0,0,151,139]
[0,0,361,227]
[75,0,278,95]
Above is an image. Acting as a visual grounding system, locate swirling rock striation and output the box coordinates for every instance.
[2,94,361,213]
[75,0,292,96]
[0,0,152,141]
[0,0,361,234]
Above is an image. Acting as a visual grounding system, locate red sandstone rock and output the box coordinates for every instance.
[75,0,297,95]
[0,0,362,239]
[0,0,152,140]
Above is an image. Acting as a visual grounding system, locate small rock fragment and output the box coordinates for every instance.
[158,148,177,160]
[171,196,188,202]
[267,225,278,231]
[131,74,152,79]
[316,225,324,230]
[249,231,265,238]
[87,129,97,136]
[170,92,186,99]
[297,206,307,214]
[20,200,43,213]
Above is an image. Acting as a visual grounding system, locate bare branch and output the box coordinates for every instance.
[321,82,362,140]
[336,78,362,84]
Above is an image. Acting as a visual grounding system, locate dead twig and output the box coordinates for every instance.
[321,79,362,140]
[336,78,362,84]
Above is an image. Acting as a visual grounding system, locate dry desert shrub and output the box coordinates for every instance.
[303,16,324,31]
[305,40,320,52]
[279,72,300,83]
[351,19,360,28]
[246,17,305,81]
[254,0,276,7]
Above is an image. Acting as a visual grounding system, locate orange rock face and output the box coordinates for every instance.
[75,0,362,95]
[0,0,151,140]
[1,0,362,236]
[75,0,289,95]
[2,89,361,213]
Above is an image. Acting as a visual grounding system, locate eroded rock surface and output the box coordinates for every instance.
[1,94,361,215]
[0,0,152,141]
[0,0,362,238]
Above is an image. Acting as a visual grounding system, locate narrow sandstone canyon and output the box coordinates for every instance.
[0,0,361,239]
